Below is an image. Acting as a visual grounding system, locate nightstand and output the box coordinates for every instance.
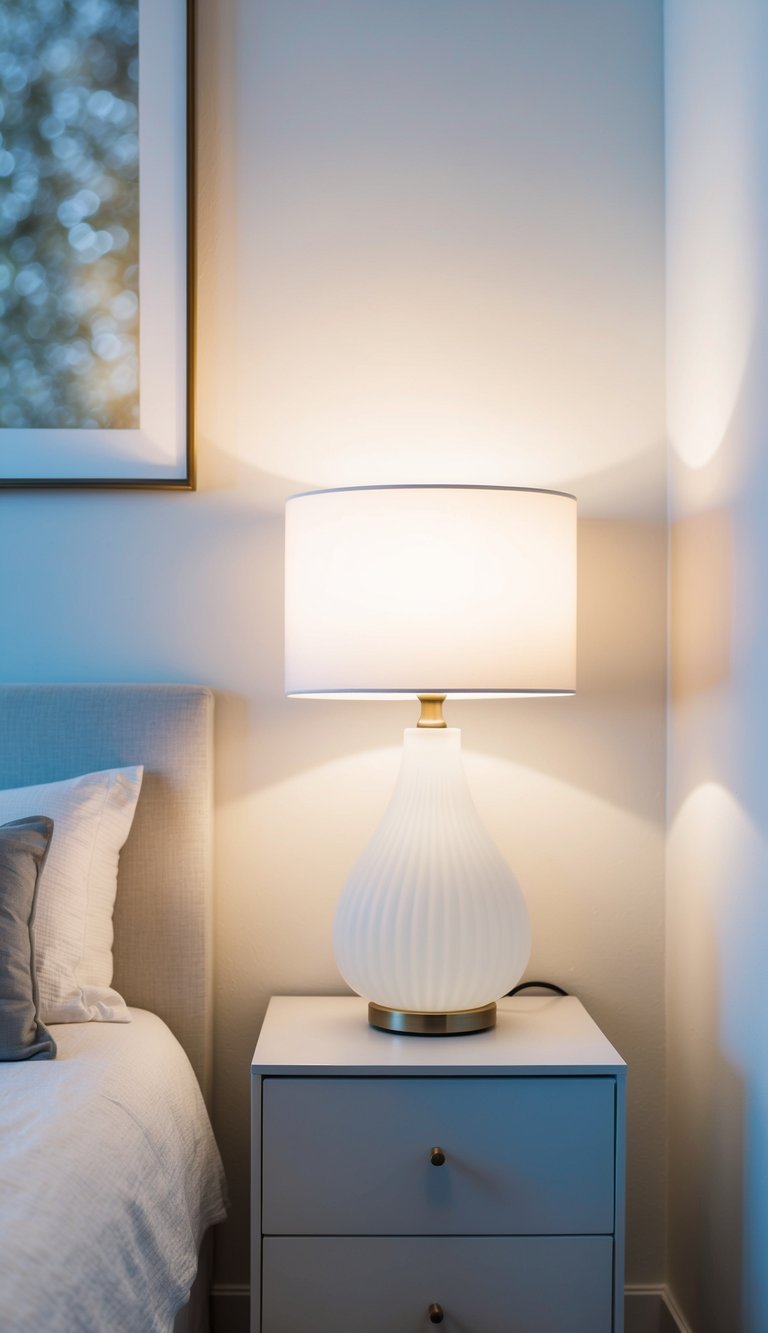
[251,995,626,1333]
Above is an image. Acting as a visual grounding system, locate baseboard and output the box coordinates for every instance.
[661,1288,694,1333]
[212,1283,692,1333]
[625,1286,692,1333]
[211,1284,249,1333]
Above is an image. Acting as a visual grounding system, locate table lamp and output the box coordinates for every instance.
[285,484,577,1034]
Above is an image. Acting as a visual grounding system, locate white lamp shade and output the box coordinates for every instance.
[285,485,576,697]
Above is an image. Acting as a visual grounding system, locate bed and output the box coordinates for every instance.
[0,684,227,1333]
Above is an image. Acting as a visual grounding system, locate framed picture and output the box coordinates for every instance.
[0,0,194,488]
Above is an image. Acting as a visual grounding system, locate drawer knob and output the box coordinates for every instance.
[430,1146,446,1167]
[428,1303,445,1324]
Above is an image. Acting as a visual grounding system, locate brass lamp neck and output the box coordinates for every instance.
[417,694,447,728]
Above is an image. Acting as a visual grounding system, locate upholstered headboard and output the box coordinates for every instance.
[0,684,214,1100]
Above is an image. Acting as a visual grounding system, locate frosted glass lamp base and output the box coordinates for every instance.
[333,727,531,1033]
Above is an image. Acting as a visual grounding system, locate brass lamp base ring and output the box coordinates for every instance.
[368,1001,497,1036]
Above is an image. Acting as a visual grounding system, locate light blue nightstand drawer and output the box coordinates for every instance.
[262,1075,616,1236]
[262,1235,614,1333]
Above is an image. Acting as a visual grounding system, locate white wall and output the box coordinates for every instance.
[666,1,768,1328]
[0,0,667,1305]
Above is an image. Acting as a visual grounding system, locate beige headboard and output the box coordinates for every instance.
[0,684,214,1101]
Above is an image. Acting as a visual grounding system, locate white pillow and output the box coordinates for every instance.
[0,767,143,1023]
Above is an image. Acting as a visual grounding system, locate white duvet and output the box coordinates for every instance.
[0,1009,227,1333]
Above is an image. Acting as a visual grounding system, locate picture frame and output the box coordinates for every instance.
[0,0,195,489]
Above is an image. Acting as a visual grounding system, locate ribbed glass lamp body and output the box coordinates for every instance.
[285,485,576,698]
[333,728,531,1011]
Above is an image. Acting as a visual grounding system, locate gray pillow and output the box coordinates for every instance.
[0,816,57,1061]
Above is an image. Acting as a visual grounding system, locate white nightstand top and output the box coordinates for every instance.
[251,995,625,1077]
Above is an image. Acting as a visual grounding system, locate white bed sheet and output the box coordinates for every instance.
[0,1009,227,1333]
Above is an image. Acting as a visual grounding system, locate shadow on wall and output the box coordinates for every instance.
[669,492,768,835]
[671,511,733,705]
[667,782,755,1333]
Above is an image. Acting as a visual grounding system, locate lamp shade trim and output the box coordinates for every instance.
[286,688,575,698]
[287,482,577,501]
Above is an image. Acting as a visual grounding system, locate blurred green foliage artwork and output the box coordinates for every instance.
[0,0,139,430]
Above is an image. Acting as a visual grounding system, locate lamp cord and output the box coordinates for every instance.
[506,980,569,997]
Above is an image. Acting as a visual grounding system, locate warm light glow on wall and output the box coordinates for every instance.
[666,26,758,477]
[667,243,754,472]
